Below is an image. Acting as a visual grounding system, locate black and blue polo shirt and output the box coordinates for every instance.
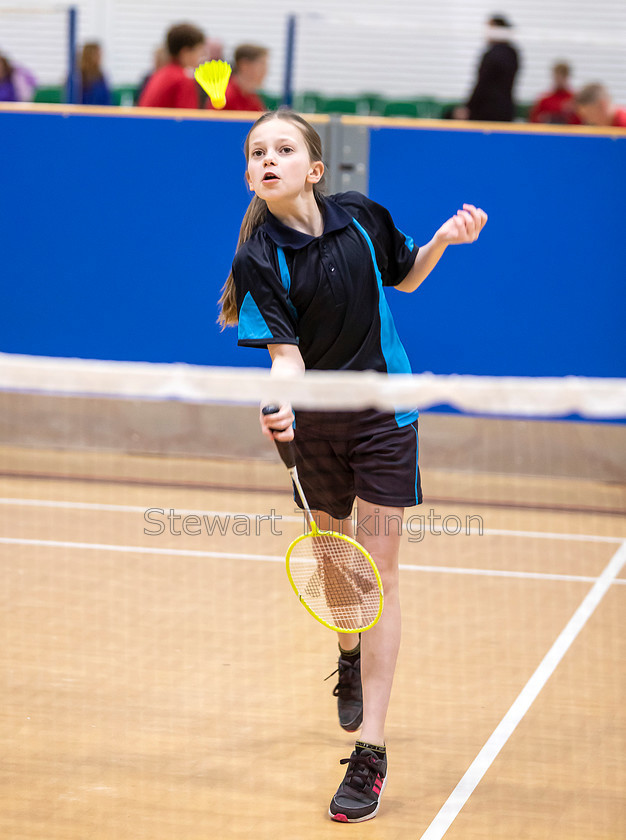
[232,191,420,427]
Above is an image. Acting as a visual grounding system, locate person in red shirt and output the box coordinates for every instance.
[575,83,626,128]
[530,62,580,125]
[207,44,268,112]
[139,23,206,110]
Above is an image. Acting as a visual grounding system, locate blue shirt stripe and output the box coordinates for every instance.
[397,227,414,251]
[412,422,420,501]
[238,291,274,342]
[276,247,299,321]
[351,217,419,427]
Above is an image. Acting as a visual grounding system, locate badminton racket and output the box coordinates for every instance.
[263,406,383,633]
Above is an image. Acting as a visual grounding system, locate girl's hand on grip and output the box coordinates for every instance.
[260,403,295,442]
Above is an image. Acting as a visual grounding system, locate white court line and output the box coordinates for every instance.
[0,497,306,523]
[398,562,625,585]
[0,498,623,544]
[1,536,625,586]
[0,536,284,563]
[474,528,623,544]
[419,540,626,840]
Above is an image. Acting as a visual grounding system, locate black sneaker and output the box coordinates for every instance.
[329,749,388,823]
[326,652,362,732]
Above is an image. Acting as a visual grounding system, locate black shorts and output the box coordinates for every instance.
[292,409,423,520]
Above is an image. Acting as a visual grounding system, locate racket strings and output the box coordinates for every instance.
[288,533,381,631]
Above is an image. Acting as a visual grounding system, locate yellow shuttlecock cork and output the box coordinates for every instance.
[194,60,232,109]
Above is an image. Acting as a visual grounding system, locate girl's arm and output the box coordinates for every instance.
[396,203,488,293]
[259,343,305,442]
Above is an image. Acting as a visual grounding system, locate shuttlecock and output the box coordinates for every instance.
[194,60,232,109]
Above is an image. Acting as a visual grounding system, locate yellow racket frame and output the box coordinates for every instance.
[285,527,384,633]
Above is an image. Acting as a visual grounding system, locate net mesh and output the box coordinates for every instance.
[0,353,624,838]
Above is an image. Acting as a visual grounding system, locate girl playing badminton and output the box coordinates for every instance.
[220,110,487,823]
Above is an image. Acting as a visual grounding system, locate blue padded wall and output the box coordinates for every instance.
[1,111,263,368]
[1,110,624,376]
[369,124,626,376]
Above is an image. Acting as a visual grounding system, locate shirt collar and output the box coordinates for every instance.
[262,196,352,249]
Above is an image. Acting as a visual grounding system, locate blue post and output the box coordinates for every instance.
[282,14,296,108]
[66,6,78,104]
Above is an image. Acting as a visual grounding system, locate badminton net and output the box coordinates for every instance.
[0,352,624,838]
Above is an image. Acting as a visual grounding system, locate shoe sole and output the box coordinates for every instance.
[339,709,363,733]
[328,774,387,823]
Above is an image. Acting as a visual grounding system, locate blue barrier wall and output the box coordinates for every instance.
[369,125,626,376]
[1,109,625,376]
[1,110,264,368]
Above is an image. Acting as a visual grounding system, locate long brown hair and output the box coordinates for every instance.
[218,110,326,328]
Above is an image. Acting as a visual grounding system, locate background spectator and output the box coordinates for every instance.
[530,62,580,124]
[461,15,520,122]
[0,54,16,101]
[575,83,626,127]
[138,23,206,110]
[206,44,268,112]
[12,63,37,102]
[205,38,224,62]
[135,45,169,104]
[80,42,112,106]
[0,53,35,102]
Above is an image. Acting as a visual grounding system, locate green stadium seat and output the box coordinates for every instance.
[261,92,282,111]
[356,93,385,116]
[382,100,419,118]
[34,86,63,104]
[294,91,325,113]
[319,97,359,115]
[112,87,138,107]
[414,97,442,118]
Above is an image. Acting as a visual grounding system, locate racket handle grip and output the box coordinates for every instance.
[262,405,297,469]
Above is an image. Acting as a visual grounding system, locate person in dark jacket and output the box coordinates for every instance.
[465,15,520,122]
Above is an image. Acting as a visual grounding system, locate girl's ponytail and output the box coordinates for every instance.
[218,195,267,329]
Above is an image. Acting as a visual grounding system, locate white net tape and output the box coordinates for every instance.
[1,352,625,419]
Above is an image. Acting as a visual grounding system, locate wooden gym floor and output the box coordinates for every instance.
[0,444,624,840]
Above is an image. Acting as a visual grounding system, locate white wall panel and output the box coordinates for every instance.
[0,2,99,86]
[1,0,624,104]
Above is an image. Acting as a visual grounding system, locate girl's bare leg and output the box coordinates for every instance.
[351,499,402,746]
[313,502,403,744]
